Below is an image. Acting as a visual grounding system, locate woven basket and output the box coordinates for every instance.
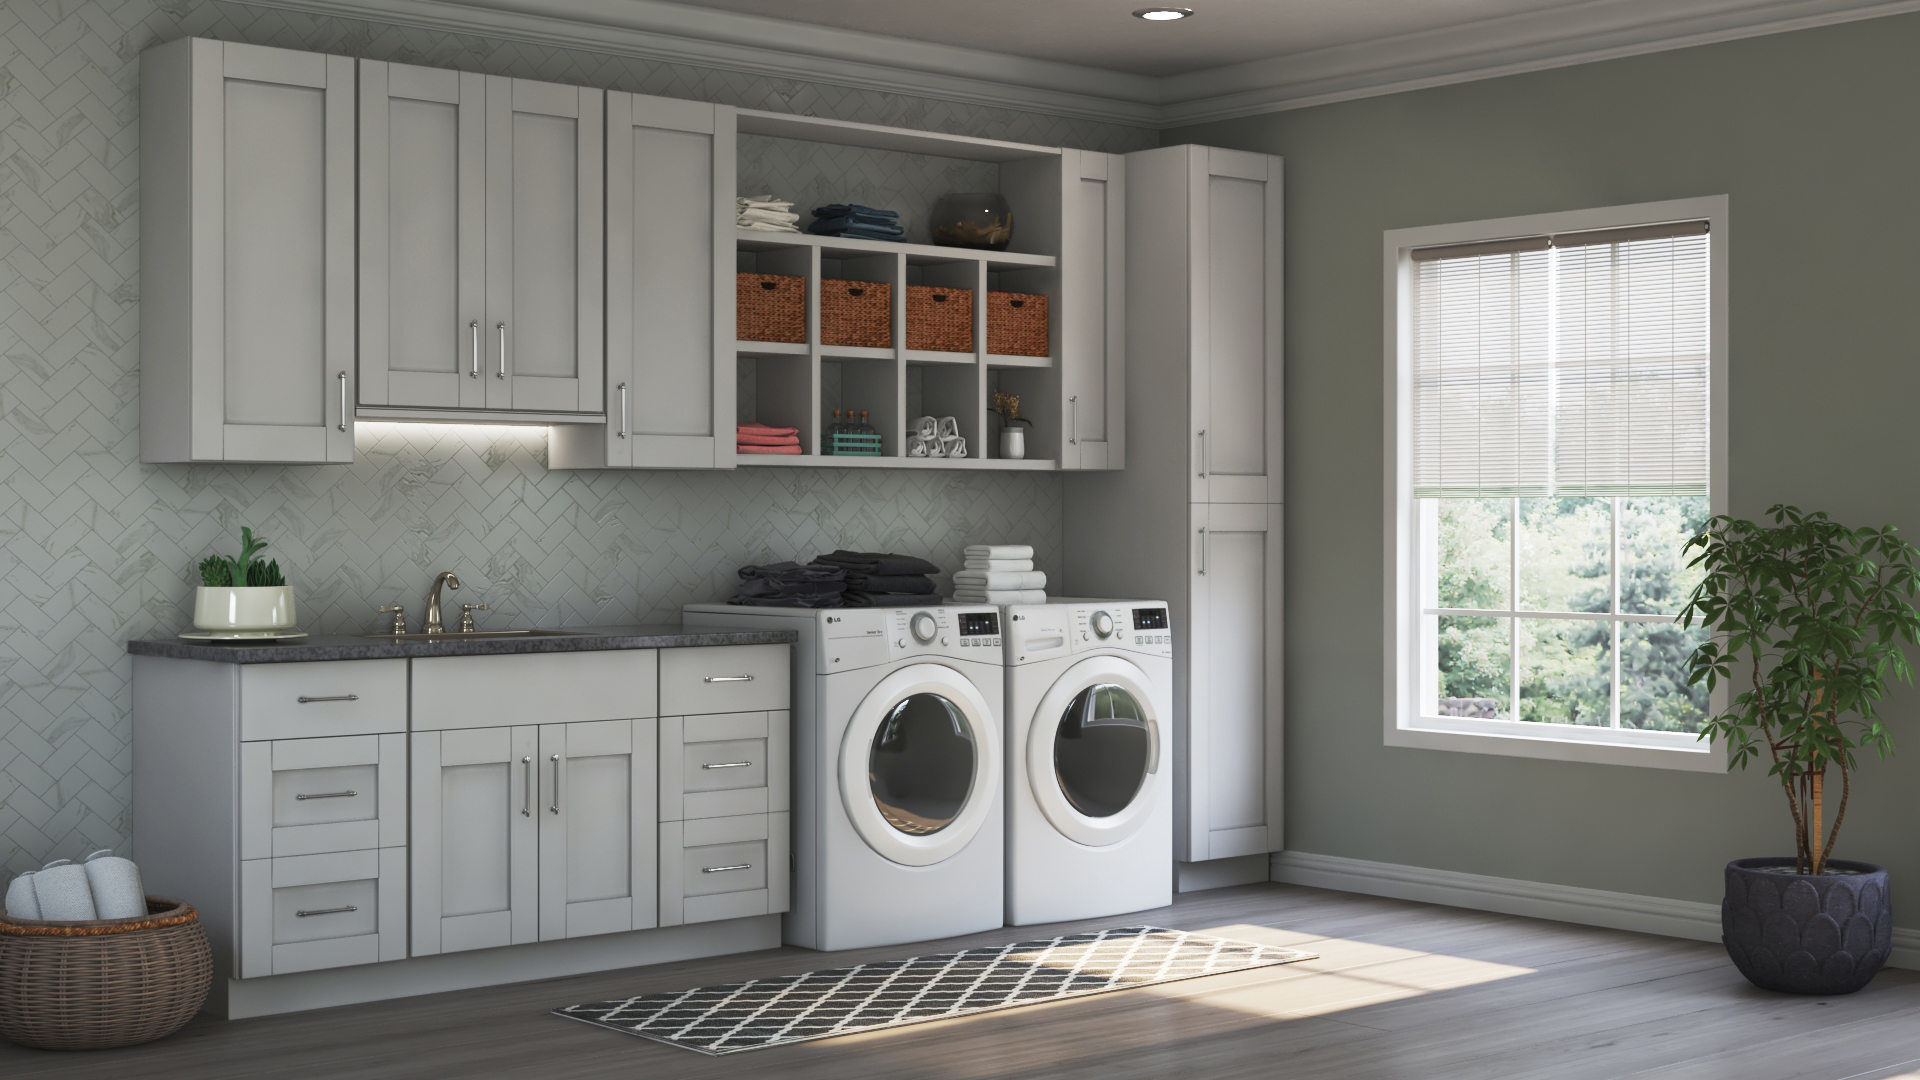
[820,279,891,348]
[736,273,806,343]
[906,285,974,353]
[986,291,1050,357]
[0,896,212,1051]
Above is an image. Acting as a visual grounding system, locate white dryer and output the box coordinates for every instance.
[684,603,1005,950]
[1003,599,1173,925]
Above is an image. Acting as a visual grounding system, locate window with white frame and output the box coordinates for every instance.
[1386,198,1727,770]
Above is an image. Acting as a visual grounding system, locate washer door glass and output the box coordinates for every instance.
[1054,683,1151,818]
[869,692,977,836]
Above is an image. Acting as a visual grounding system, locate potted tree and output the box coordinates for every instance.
[193,526,296,636]
[1682,505,1920,994]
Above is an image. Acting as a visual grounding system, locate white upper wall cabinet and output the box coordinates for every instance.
[359,62,604,421]
[140,38,355,464]
[551,94,735,470]
[1059,150,1126,471]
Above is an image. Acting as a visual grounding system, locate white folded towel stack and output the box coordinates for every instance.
[955,544,1045,604]
[737,195,800,234]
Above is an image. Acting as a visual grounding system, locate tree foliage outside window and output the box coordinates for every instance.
[1428,495,1710,732]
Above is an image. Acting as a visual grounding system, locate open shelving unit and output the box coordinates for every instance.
[732,112,1066,471]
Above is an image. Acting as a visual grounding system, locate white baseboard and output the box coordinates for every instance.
[1271,851,1920,971]
[1177,855,1271,893]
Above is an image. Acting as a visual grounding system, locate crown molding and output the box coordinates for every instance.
[230,0,1920,131]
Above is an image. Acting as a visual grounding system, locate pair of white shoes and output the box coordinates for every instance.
[908,415,966,458]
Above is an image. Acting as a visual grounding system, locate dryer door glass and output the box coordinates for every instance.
[869,693,977,836]
[1055,683,1151,818]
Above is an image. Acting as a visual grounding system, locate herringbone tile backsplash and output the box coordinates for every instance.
[0,0,1155,879]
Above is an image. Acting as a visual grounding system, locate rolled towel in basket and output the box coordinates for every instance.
[32,859,97,921]
[5,871,41,919]
[912,415,938,439]
[84,849,147,920]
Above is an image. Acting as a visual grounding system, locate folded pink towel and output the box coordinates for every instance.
[738,422,800,437]
[737,443,804,455]
[738,432,801,446]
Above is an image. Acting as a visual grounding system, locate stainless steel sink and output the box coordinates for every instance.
[357,629,591,641]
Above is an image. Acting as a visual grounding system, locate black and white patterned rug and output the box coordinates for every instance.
[553,926,1317,1055]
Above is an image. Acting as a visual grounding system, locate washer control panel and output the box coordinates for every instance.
[1007,601,1172,663]
[879,606,1000,658]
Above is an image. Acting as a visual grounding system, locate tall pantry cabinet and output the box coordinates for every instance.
[1064,144,1285,867]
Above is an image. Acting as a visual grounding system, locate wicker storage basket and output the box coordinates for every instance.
[986,291,1050,357]
[736,273,806,343]
[906,285,974,352]
[820,279,892,348]
[0,896,212,1051]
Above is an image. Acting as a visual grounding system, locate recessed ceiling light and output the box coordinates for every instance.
[1133,7,1194,21]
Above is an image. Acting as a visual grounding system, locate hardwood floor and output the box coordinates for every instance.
[5,883,1918,1079]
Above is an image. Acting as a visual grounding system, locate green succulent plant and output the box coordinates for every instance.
[198,526,287,588]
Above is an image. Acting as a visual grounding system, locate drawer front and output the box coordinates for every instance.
[412,651,658,731]
[240,660,407,741]
[659,711,789,822]
[658,812,789,927]
[241,735,406,859]
[659,645,789,716]
[239,849,406,978]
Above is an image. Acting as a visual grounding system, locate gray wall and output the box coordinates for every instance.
[0,0,1153,877]
[1170,15,1920,917]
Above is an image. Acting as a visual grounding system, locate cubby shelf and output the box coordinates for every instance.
[737,454,1058,471]
[985,353,1052,369]
[736,340,807,356]
[904,349,976,365]
[735,229,1055,269]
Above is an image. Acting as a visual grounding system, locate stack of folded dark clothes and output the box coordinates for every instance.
[727,561,847,607]
[807,204,904,242]
[809,550,942,607]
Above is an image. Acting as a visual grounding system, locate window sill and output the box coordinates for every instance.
[1387,716,1726,772]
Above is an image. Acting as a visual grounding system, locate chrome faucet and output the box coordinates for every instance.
[423,571,461,634]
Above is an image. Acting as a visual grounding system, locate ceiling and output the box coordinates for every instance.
[661,0,1609,78]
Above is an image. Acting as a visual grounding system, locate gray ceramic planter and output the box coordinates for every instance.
[1722,857,1892,995]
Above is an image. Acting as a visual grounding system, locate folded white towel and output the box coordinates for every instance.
[912,415,939,439]
[964,558,1034,572]
[953,569,1046,590]
[964,545,1034,560]
[953,588,1047,605]
[738,220,801,233]
[738,207,800,225]
[737,194,793,209]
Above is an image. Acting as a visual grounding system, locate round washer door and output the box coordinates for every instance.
[840,663,1002,866]
[1028,655,1162,848]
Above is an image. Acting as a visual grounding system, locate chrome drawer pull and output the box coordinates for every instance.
[701,863,752,874]
[549,754,562,815]
[294,790,358,801]
[702,675,754,683]
[702,761,753,770]
[296,694,360,704]
[295,905,358,918]
[520,756,532,817]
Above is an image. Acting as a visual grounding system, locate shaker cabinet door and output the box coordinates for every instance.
[358,60,485,412]
[1059,150,1125,471]
[1189,148,1284,503]
[410,725,539,956]
[536,718,660,940]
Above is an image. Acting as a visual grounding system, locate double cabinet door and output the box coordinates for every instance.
[358,61,604,418]
[410,718,657,954]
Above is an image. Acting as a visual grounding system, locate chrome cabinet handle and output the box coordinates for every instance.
[294,790,357,801]
[702,761,753,770]
[617,382,629,439]
[703,675,754,684]
[520,756,532,817]
[1198,527,1210,576]
[469,320,480,378]
[548,753,561,814]
[336,371,348,432]
[296,694,359,704]
[1068,395,1079,445]
[496,322,507,379]
[1197,430,1208,477]
[296,905,358,918]
[701,863,752,874]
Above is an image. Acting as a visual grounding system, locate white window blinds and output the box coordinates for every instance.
[1411,221,1710,498]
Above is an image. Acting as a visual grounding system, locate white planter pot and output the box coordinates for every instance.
[194,585,297,631]
[999,428,1027,460]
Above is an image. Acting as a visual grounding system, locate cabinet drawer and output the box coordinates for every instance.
[241,735,406,860]
[659,645,789,716]
[411,651,658,730]
[659,711,789,821]
[659,812,788,927]
[240,660,407,741]
[239,849,405,978]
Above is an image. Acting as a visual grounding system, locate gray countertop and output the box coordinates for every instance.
[126,623,796,664]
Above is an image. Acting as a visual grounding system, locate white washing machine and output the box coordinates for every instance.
[683,602,1006,950]
[1003,599,1173,925]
